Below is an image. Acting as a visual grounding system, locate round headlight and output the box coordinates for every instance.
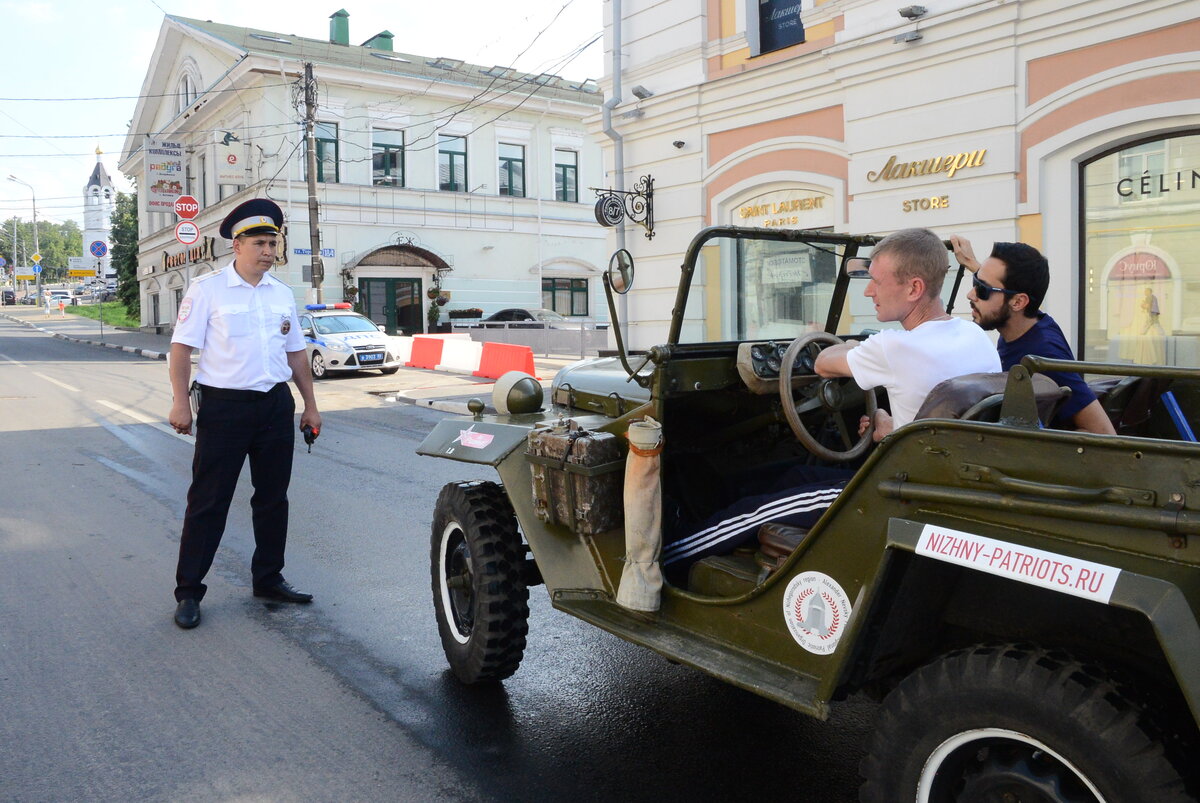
[493,371,544,414]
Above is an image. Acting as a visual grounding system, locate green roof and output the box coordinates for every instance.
[171,15,601,105]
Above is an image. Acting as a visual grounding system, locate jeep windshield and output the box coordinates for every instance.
[672,227,958,345]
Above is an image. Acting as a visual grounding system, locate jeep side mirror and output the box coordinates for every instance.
[607,249,635,294]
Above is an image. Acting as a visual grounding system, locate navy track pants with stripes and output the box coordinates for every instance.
[662,465,852,580]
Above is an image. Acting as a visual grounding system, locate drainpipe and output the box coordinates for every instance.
[601,0,628,340]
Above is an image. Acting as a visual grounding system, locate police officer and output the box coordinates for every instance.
[167,198,322,629]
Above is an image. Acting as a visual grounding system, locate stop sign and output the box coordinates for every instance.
[174,195,200,219]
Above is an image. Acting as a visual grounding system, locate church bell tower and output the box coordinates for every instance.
[83,147,116,280]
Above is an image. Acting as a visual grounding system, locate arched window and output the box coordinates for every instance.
[177,67,199,115]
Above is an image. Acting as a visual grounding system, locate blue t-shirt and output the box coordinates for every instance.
[997,313,1096,426]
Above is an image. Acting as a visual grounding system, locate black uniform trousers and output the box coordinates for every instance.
[175,382,295,602]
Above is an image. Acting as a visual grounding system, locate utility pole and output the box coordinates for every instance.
[302,62,324,304]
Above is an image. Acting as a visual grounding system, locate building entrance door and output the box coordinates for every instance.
[361,277,422,335]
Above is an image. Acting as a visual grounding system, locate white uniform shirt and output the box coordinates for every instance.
[846,317,1000,429]
[171,262,305,392]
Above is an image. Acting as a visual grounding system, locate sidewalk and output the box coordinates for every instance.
[0,305,171,359]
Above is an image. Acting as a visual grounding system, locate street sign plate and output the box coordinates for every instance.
[31,252,41,263]
[15,267,34,280]
[174,195,200,220]
[89,241,108,258]
[175,220,201,245]
[69,269,95,278]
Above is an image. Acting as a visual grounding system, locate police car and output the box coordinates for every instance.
[299,303,403,378]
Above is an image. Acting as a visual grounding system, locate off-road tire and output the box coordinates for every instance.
[860,643,1193,802]
[431,481,529,684]
[311,351,327,380]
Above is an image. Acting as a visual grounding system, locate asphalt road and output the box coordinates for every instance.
[0,318,878,802]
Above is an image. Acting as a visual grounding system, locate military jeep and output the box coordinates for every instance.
[418,226,1199,801]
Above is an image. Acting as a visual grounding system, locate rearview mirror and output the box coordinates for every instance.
[845,257,871,279]
[607,249,635,294]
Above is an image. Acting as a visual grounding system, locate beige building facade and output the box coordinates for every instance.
[595,0,1200,364]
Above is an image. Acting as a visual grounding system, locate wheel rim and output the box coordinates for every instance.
[311,352,326,378]
[919,728,1106,803]
[437,521,473,644]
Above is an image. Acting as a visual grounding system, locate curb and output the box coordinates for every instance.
[0,311,168,360]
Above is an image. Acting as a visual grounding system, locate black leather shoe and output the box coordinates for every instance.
[253,580,313,604]
[174,599,201,629]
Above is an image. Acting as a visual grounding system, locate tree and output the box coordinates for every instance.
[110,192,139,316]
[0,217,81,283]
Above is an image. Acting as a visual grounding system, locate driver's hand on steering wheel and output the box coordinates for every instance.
[859,409,894,442]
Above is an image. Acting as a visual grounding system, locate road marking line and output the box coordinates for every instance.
[0,353,26,367]
[33,372,80,392]
[98,399,193,444]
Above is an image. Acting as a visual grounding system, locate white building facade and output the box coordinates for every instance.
[596,0,1200,365]
[120,12,607,334]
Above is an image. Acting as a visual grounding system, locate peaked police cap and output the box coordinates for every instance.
[219,198,284,239]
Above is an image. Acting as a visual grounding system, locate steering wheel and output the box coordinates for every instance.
[779,332,878,462]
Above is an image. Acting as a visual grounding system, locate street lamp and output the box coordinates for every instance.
[7,175,40,300]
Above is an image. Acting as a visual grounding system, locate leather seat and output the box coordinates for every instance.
[913,371,1068,425]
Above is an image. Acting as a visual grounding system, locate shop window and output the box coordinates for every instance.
[1117,140,1167,202]
[498,144,525,197]
[314,122,339,183]
[746,0,806,57]
[439,134,467,192]
[542,277,588,316]
[554,149,578,202]
[1081,132,1200,367]
[373,129,405,187]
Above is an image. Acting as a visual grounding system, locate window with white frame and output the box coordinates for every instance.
[373,129,405,187]
[439,134,467,192]
[498,143,525,197]
[554,149,578,202]
[542,277,588,316]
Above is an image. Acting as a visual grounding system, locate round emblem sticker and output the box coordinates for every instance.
[782,571,852,655]
[177,297,193,323]
[280,316,291,335]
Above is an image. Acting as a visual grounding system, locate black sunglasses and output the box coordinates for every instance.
[971,275,1021,301]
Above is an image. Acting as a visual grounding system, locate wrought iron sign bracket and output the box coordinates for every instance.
[591,175,654,240]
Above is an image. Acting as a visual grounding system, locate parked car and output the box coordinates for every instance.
[1,289,13,305]
[299,303,403,378]
[481,308,603,330]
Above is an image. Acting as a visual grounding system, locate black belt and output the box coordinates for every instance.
[197,382,285,401]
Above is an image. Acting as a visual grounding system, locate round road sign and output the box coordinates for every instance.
[174,195,200,220]
[175,220,201,246]
[89,241,108,258]
[0,257,7,267]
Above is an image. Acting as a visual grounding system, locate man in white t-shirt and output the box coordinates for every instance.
[662,228,999,575]
[815,226,999,439]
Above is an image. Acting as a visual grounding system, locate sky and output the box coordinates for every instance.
[0,0,604,237]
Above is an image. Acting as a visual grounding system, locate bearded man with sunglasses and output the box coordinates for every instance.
[951,236,1115,435]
